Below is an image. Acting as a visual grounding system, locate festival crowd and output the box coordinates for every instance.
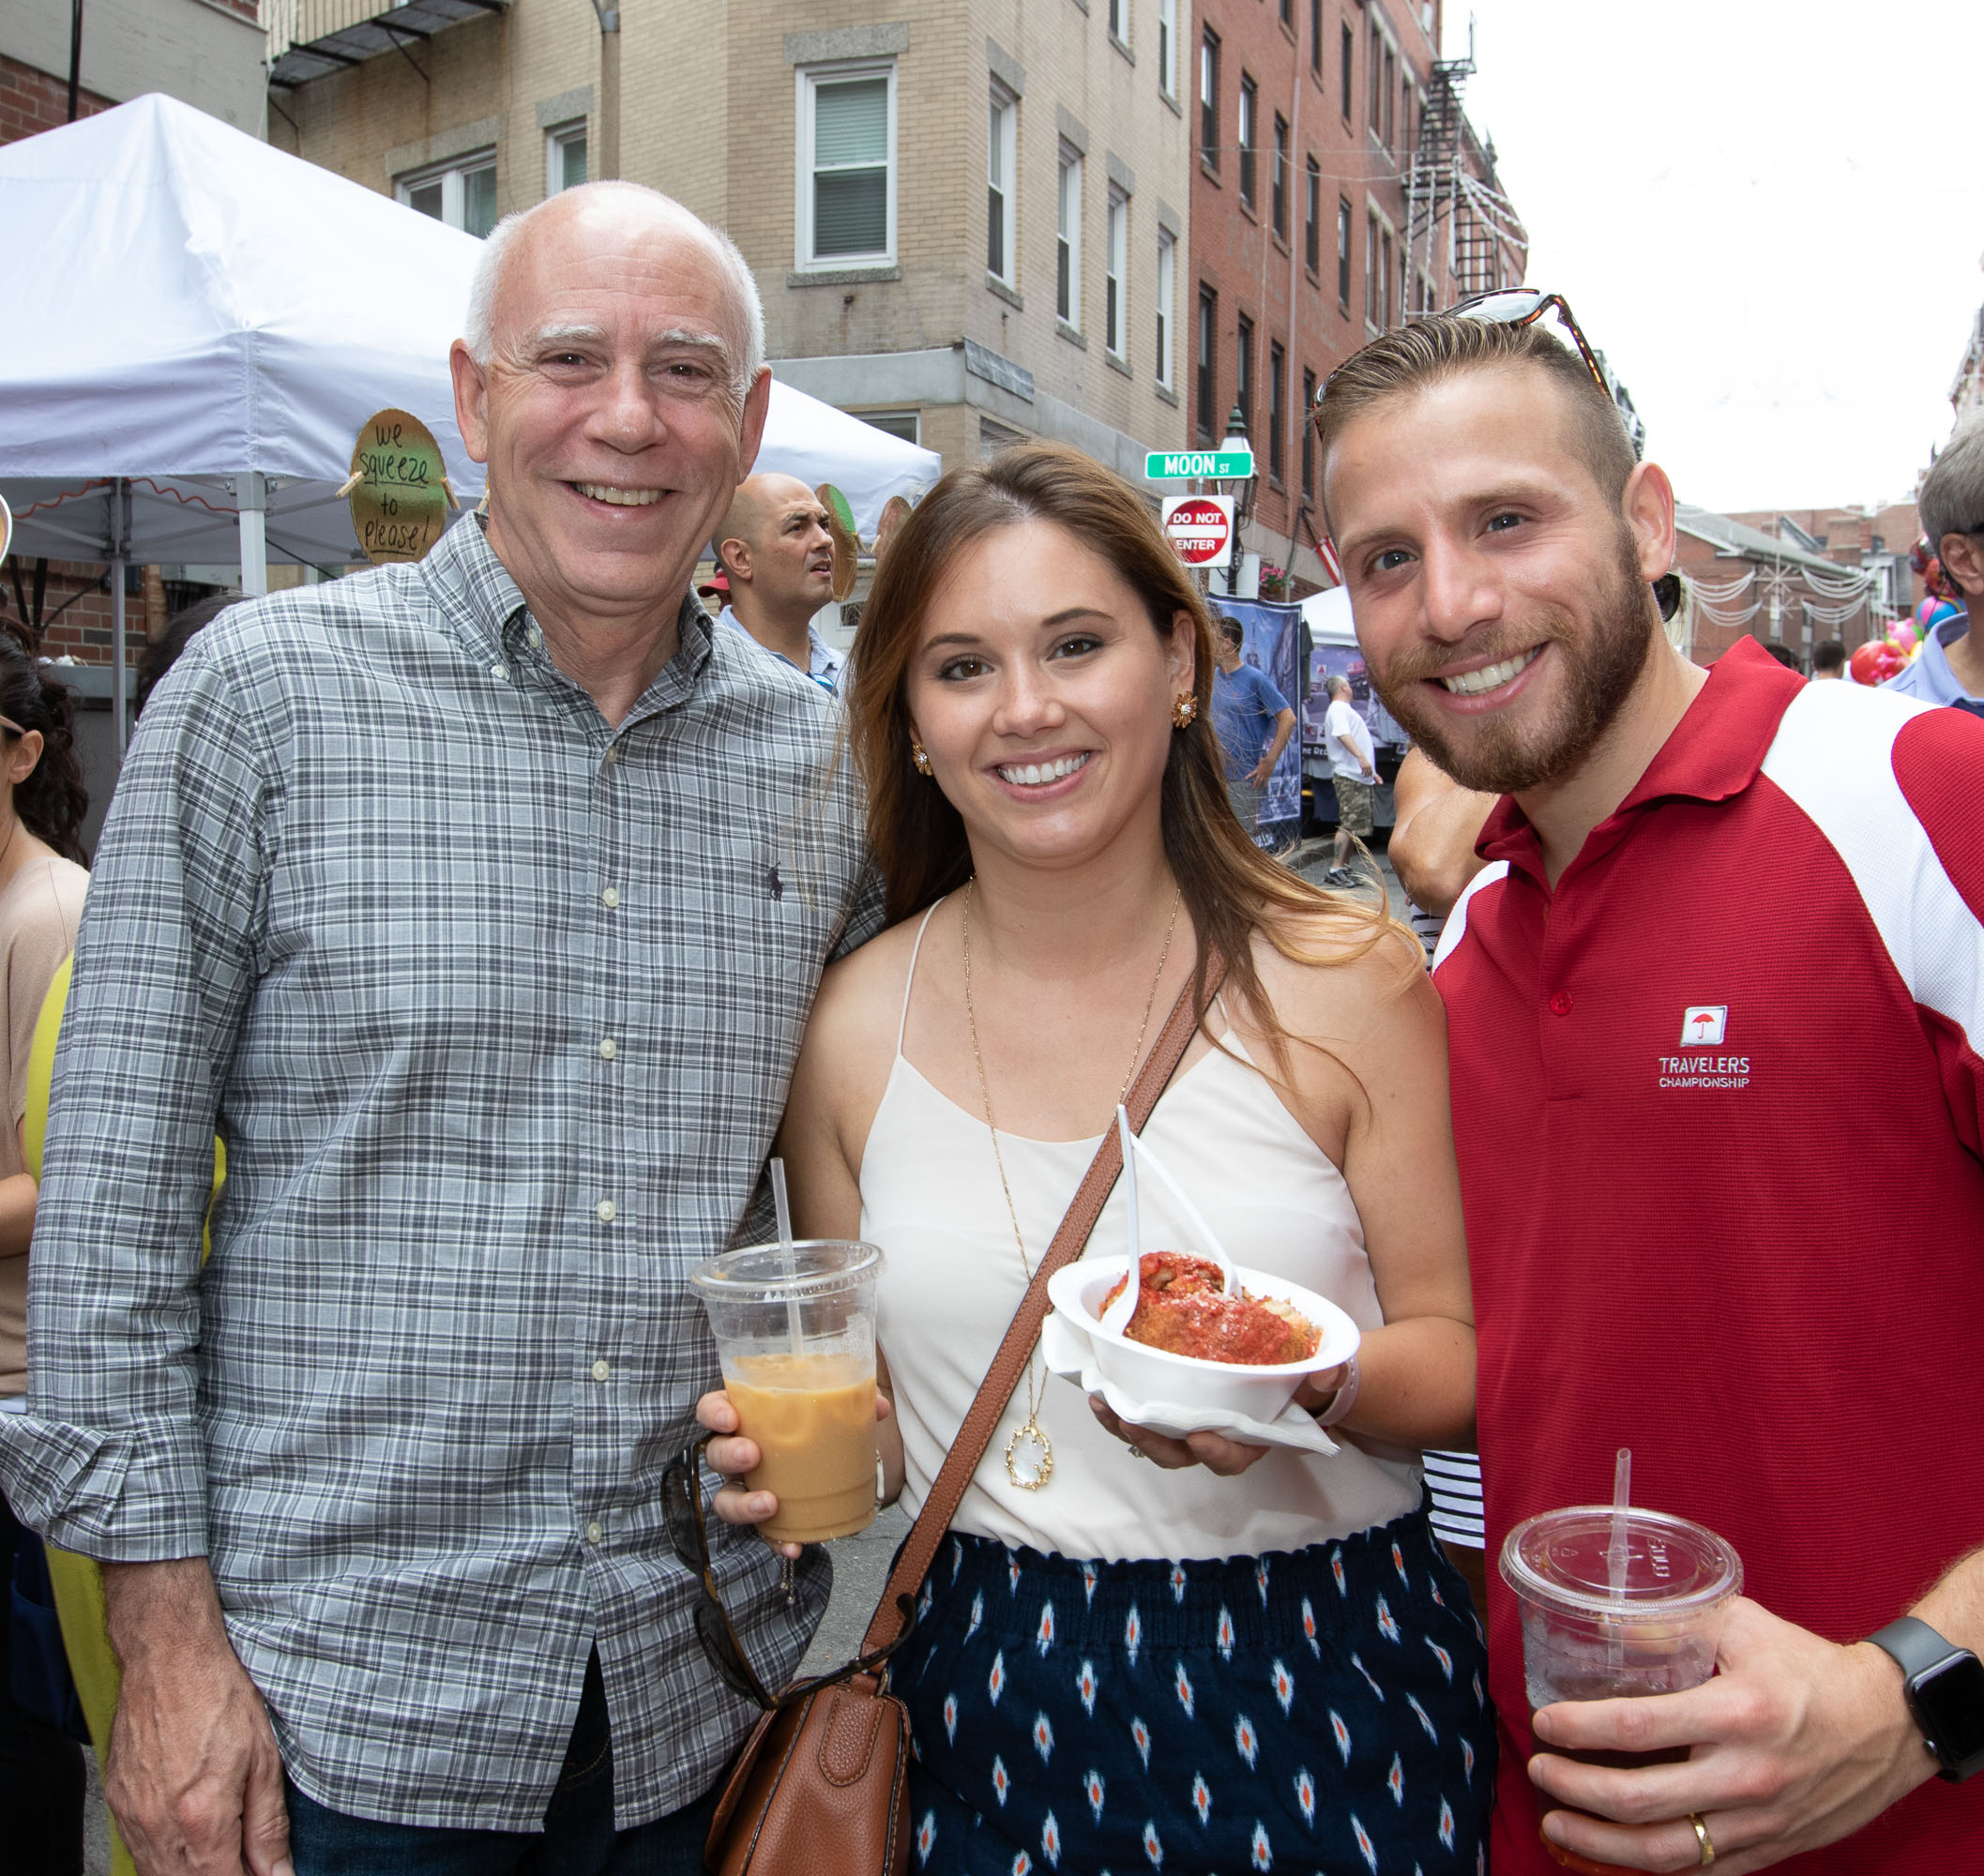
[0,181,1980,1876]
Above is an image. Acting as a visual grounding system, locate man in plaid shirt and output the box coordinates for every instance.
[0,185,881,1874]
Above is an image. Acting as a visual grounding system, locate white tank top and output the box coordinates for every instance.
[859,903,1422,1564]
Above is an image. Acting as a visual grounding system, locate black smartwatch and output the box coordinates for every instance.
[1867,1615,1984,1783]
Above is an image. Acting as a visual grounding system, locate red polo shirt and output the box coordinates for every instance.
[1433,641,1984,1872]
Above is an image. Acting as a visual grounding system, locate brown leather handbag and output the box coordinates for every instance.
[704,962,1222,1876]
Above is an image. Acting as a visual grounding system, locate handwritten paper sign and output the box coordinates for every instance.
[342,410,453,563]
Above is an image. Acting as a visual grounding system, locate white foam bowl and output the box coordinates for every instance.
[1047,1257,1362,1424]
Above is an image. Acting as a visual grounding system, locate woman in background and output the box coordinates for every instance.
[0,634,91,1873]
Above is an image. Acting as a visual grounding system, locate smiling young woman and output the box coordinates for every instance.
[695,444,1493,1874]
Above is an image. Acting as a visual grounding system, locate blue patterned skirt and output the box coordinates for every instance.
[893,1505,1492,1875]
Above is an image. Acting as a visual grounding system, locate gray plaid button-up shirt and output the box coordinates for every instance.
[0,517,884,1830]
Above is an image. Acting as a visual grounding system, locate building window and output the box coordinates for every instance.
[1369,23,1383,136]
[1381,223,1394,326]
[1311,0,1323,76]
[1383,39,1397,144]
[988,87,1017,282]
[1337,194,1353,308]
[1279,0,1293,26]
[545,122,586,197]
[1057,144,1083,326]
[797,62,896,265]
[1200,30,1219,168]
[1235,312,1254,437]
[1401,76,1415,163]
[1365,209,1379,326]
[858,411,921,445]
[1238,76,1257,207]
[1268,341,1286,486]
[1196,286,1218,441]
[1159,0,1177,97]
[1340,22,1353,120]
[1108,0,1128,44]
[1157,229,1175,388]
[1106,188,1128,359]
[1271,115,1290,240]
[1304,157,1321,272]
[1301,367,1316,498]
[399,151,498,238]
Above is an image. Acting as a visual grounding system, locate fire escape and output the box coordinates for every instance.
[1404,43,1526,307]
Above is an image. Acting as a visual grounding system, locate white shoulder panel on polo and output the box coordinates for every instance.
[1759,678,1980,1050]
[1431,858,1511,974]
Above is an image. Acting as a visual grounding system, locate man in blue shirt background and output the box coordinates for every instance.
[1210,613,1296,836]
[1886,419,1983,713]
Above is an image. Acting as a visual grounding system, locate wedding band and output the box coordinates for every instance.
[1689,1813,1715,1867]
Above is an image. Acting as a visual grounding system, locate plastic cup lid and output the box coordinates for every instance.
[688,1238,883,1303]
[1500,1505,1743,1621]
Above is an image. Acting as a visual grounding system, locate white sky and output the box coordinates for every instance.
[1449,0,1984,514]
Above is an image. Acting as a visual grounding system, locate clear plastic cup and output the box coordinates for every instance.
[1500,1505,1743,1874]
[689,1239,883,1545]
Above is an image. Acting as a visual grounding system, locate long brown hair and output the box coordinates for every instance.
[847,442,1416,1053]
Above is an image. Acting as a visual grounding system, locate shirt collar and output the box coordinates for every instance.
[421,513,712,710]
[1477,637,1803,874]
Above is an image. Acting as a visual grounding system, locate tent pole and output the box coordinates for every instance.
[112,477,129,756]
[239,472,267,598]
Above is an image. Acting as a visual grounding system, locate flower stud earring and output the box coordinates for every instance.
[1172,693,1199,731]
[911,740,933,776]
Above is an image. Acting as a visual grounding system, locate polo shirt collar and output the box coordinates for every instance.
[1477,638,1804,881]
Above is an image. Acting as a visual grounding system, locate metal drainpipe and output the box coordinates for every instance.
[591,1,621,180]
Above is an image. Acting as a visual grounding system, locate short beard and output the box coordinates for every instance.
[1371,530,1657,794]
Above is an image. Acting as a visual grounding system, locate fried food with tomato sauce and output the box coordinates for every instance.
[1099,1252,1318,1366]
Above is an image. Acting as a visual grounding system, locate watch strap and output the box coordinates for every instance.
[1868,1614,1981,1781]
[1868,1614,1961,1682]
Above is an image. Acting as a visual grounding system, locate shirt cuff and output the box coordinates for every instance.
[0,1411,209,1561]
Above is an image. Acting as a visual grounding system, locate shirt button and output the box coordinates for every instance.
[591,1358,611,1382]
[585,1520,603,1545]
[528,627,543,650]
[598,1037,617,1061]
[596,1199,616,1223]
[1549,991,1574,1016]
[600,886,620,909]
[605,744,620,766]
[491,662,508,681]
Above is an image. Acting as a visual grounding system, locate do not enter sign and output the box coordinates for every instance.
[1162,493,1234,566]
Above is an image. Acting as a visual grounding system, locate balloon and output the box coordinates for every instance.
[1849,643,1887,685]
[1890,622,1917,650]
[1916,597,1939,628]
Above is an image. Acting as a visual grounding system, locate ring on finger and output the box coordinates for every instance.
[1689,1813,1715,1868]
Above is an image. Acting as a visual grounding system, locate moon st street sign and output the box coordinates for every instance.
[1146,447,1255,481]
[1162,494,1235,566]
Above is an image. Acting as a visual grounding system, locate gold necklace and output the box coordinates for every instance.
[962,879,1184,1490]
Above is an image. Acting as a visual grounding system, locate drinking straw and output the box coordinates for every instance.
[1099,1107,1143,1336]
[1607,1445,1631,1672]
[769,1157,805,1356]
[1607,1446,1632,1597]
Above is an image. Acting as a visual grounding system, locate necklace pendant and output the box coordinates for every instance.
[1005,1417,1053,1491]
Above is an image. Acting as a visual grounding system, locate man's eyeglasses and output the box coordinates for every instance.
[660,1434,916,1711]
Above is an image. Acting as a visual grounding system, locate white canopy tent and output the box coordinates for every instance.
[0,94,940,741]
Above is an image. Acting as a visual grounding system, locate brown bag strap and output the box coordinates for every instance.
[858,953,1227,1658]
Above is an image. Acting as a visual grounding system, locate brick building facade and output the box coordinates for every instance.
[1674,505,1889,668]
[269,0,1192,485]
[1187,0,1523,595]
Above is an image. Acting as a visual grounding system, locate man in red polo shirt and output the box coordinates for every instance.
[1316,310,1984,1874]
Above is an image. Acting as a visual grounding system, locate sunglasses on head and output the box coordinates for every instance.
[660,1434,916,1711]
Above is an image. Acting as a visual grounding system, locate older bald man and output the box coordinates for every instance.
[712,474,844,691]
[0,184,881,1874]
